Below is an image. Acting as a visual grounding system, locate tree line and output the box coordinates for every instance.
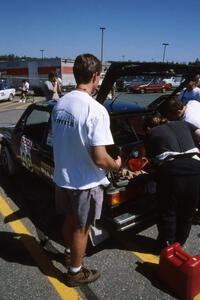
[1,54,200,65]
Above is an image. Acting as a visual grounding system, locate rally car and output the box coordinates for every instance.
[0,62,199,244]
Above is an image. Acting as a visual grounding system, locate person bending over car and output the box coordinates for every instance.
[51,53,121,287]
[144,114,200,250]
[158,96,200,224]
[160,96,200,128]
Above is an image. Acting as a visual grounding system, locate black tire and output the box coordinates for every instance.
[0,145,18,175]
[8,93,14,101]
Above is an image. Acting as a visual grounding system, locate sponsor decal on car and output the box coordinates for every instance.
[20,135,33,171]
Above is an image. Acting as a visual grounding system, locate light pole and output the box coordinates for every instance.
[162,43,169,62]
[100,27,106,66]
[40,49,45,59]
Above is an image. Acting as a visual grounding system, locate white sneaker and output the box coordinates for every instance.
[19,100,23,103]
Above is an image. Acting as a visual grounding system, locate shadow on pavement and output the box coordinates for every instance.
[0,168,64,247]
[135,261,177,299]
[0,231,67,283]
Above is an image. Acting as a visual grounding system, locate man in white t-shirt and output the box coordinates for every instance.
[51,54,121,287]
[178,74,200,104]
[19,79,30,103]
[44,72,61,100]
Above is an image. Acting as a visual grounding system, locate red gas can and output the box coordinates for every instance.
[159,243,200,300]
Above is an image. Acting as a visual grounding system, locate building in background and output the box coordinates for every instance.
[0,58,75,94]
[0,58,110,94]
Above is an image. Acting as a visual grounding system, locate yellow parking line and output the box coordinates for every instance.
[0,194,83,300]
[132,250,159,264]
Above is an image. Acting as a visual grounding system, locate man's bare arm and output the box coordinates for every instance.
[90,145,121,171]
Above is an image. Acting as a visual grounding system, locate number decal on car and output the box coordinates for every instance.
[20,135,33,171]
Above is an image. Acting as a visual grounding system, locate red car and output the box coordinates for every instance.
[128,79,172,93]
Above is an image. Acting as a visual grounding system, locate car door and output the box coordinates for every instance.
[13,106,51,177]
[39,118,54,183]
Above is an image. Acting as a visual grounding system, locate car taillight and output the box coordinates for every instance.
[106,186,142,207]
[106,191,123,206]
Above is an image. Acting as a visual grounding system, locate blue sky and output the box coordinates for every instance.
[1,0,200,62]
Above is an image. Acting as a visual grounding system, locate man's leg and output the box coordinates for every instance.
[62,212,89,266]
[156,175,177,248]
[176,174,200,245]
[62,213,73,250]
[64,187,102,286]
[70,223,90,267]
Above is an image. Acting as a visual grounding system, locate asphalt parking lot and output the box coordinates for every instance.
[1,167,200,300]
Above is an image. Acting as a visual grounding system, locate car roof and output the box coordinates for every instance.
[97,62,200,104]
[32,100,57,110]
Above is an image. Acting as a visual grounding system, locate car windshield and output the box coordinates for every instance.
[113,73,183,108]
[110,113,145,145]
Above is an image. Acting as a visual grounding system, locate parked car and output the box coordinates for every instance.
[0,81,16,101]
[0,61,199,244]
[162,76,183,88]
[116,76,143,91]
[128,79,172,94]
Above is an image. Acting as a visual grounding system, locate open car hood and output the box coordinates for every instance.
[97,62,200,105]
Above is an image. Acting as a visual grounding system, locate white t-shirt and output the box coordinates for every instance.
[44,80,59,100]
[183,100,200,128]
[178,87,200,104]
[22,81,29,91]
[51,90,114,189]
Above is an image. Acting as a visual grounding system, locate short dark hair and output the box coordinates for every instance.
[73,54,101,85]
[187,73,200,84]
[161,97,184,117]
[48,72,56,80]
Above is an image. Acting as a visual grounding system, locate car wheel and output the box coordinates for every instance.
[162,88,166,93]
[140,88,145,94]
[0,145,17,175]
[8,93,14,101]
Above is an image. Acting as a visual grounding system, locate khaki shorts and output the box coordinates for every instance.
[55,185,104,227]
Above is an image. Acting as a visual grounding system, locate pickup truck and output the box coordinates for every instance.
[0,62,199,244]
